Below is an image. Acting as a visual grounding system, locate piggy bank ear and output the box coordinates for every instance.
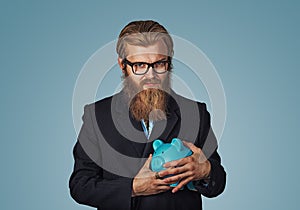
[171,138,183,151]
[153,139,164,151]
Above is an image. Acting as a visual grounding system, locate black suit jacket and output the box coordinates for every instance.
[69,90,226,210]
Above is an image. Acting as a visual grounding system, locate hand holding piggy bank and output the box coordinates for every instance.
[150,138,196,191]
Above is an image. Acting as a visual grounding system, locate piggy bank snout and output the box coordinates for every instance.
[151,156,165,171]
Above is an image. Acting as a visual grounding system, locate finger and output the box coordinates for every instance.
[154,178,173,186]
[163,161,192,176]
[172,177,194,193]
[157,185,172,191]
[158,187,172,193]
[163,160,177,168]
[163,157,190,169]
[160,165,189,178]
[156,187,172,194]
[163,170,193,184]
[182,141,200,153]
[144,154,152,168]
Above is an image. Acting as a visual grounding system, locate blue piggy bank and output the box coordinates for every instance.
[150,138,196,191]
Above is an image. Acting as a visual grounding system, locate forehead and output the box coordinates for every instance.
[126,41,169,62]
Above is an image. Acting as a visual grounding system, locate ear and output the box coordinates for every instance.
[118,57,126,74]
[153,139,163,151]
[171,138,183,151]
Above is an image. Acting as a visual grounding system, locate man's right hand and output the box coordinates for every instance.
[132,154,171,197]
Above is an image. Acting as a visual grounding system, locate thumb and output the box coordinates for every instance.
[144,154,152,168]
[183,141,199,153]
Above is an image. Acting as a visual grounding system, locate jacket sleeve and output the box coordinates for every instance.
[69,104,133,210]
[193,103,226,198]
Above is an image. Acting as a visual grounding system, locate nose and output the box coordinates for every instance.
[144,66,156,78]
[150,156,165,172]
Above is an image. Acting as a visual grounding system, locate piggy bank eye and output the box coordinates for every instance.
[162,151,164,154]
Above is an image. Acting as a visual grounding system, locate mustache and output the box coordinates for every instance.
[140,78,161,86]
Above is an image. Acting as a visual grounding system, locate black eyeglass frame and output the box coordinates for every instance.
[122,57,172,75]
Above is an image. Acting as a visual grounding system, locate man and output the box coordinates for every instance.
[69,20,226,210]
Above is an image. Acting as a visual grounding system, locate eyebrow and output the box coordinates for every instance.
[130,58,168,64]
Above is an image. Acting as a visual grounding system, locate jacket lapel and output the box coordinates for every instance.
[112,92,148,157]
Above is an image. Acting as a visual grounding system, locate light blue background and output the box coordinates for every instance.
[1,0,299,209]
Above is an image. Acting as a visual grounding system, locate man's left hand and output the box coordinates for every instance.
[159,141,211,193]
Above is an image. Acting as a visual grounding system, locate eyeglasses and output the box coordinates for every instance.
[122,58,171,75]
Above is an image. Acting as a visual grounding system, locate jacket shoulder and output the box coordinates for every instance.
[94,95,114,108]
[172,92,208,112]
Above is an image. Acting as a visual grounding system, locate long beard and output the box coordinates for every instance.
[122,74,171,122]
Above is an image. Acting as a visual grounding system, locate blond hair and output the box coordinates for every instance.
[116,20,174,59]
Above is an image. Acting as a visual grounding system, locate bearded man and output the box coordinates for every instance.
[69,20,226,210]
